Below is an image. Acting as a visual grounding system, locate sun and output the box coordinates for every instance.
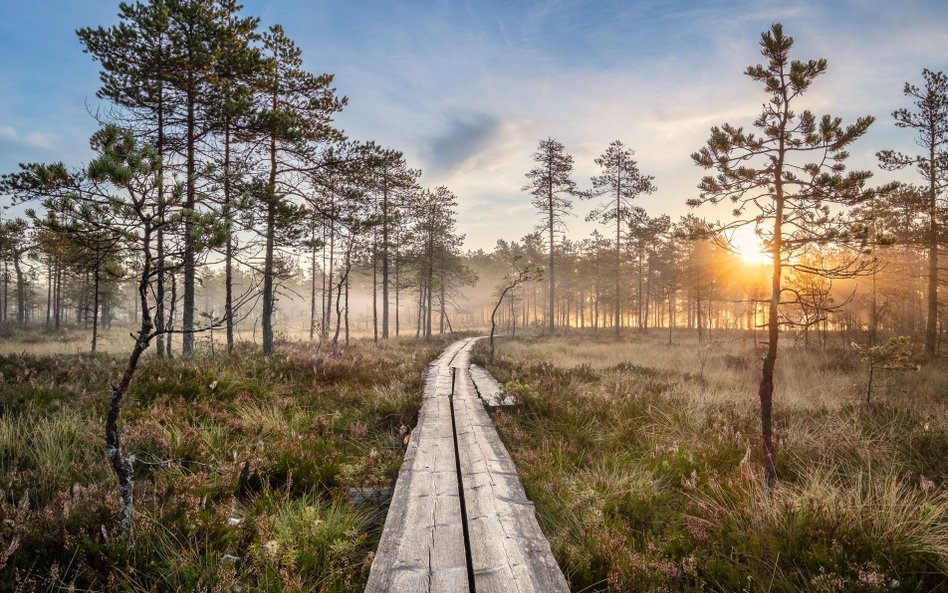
[729,226,771,266]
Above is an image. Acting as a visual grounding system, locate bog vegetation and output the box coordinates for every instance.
[0,2,946,591]
[0,337,446,590]
[477,333,948,592]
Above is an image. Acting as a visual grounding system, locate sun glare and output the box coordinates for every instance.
[729,226,771,266]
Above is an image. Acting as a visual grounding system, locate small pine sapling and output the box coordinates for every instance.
[851,336,919,403]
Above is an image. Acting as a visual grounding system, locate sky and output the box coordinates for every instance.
[1,0,947,251]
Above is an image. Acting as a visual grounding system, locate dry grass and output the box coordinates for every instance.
[0,334,449,592]
[479,330,948,592]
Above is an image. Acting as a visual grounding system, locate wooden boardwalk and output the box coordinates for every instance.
[365,338,569,593]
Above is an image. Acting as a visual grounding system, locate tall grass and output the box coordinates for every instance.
[481,331,948,592]
[0,336,446,592]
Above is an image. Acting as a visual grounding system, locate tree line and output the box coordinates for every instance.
[0,0,473,358]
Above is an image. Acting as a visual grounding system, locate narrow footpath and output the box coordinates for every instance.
[365,337,570,593]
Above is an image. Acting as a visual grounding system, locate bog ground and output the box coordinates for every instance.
[1,328,946,592]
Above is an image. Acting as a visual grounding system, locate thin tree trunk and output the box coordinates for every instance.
[45,260,52,328]
[925,139,938,359]
[332,240,353,356]
[2,261,8,322]
[108,223,155,537]
[262,88,278,355]
[372,230,378,342]
[55,263,62,330]
[223,121,234,353]
[310,220,317,342]
[155,93,166,359]
[548,182,555,333]
[344,257,350,347]
[382,179,390,339]
[395,239,401,337]
[439,259,446,335]
[13,254,24,325]
[91,265,100,353]
[167,271,176,359]
[182,77,196,358]
[644,258,652,330]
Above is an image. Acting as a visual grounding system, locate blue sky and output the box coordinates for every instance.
[2,0,947,250]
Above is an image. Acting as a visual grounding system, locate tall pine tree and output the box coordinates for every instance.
[523,138,583,332]
[877,69,948,360]
[690,24,874,486]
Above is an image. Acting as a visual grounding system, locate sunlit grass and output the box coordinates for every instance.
[480,330,948,592]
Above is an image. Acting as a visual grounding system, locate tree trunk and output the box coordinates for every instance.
[182,78,196,358]
[108,224,155,537]
[925,140,938,359]
[644,257,652,330]
[91,265,100,353]
[13,254,24,325]
[439,259,446,335]
[310,220,317,342]
[45,260,52,328]
[868,271,878,345]
[54,263,62,330]
[344,258,350,346]
[372,230,378,342]
[262,88,278,355]
[155,94,166,359]
[167,271,176,359]
[548,189,555,333]
[758,124,787,488]
[223,121,235,353]
[323,196,335,340]
[425,233,434,340]
[395,239,401,337]
[332,240,352,356]
[382,179,390,339]
[262,197,276,354]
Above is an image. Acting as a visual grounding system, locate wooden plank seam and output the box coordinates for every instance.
[365,338,568,593]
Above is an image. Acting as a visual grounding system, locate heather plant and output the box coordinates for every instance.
[0,336,446,591]
[480,332,948,592]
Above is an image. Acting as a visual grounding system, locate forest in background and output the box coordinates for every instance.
[0,4,942,365]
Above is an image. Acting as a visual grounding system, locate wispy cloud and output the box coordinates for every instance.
[0,124,56,150]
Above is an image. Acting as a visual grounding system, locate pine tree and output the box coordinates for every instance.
[877,69,948,360]
[523,138,583,332]
[206,1,261,353]
[255,24,345,355]
[78,0,176,356]
[163,0,240,357]
[690,23,874,486]
[586,140,656,335]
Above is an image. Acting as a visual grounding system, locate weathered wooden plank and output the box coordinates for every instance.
[470,364,516,407]
[365,365,470,593]
[448,337,475,369]
[452,370,570,593]
[366,337,567,593]
[432,337,469,367]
